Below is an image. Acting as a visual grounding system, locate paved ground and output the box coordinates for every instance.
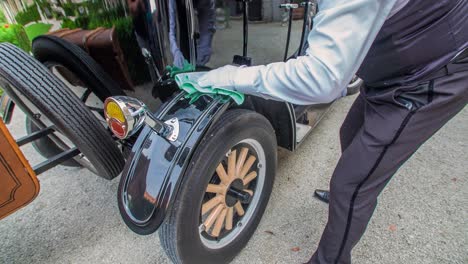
[208,20,303,68]
[1,93,466,264]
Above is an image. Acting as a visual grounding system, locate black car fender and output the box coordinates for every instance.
[118,93,231,234]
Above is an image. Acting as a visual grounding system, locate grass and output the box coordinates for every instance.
[25,23,52,41]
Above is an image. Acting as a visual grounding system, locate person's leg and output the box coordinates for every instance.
[339,93,366,153]
[309,69,468,264]
[314,94,366,202]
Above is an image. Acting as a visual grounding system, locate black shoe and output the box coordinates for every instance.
[314,189,330,204]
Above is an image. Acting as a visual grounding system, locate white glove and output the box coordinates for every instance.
[197,65,244,89]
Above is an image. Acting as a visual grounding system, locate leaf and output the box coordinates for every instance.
[388,224,397,232]
[291,247,301,252]
[264,230,275,236]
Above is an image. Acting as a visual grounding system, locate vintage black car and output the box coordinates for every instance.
[0,0,361,263]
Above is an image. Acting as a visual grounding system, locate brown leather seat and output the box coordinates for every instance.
[48,27,134,91]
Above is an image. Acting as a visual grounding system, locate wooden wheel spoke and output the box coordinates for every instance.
[234,202,245,216]
[211,208,228,237]
[239,155,256,179]
[225,207,234,231]
[243,171,257,186]
[202,147,259,238]
[203,204,224,231]
[216,164,229,183]
[202,195,223,215]
[236,147,249,176]
[206,184,224,194]
[227,150,237,179]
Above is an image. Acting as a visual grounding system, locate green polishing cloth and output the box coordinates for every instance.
[165,60,196,78]
[174,72,245,105]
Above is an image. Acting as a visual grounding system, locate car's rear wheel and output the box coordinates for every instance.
[159,109,277,264]
[0,43,125,179]
[26,62,108,167]
[27,35,125,167]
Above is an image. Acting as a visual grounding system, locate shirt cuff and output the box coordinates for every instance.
[341,88,347,97]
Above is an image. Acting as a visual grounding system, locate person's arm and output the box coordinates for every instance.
[198,0,398,105]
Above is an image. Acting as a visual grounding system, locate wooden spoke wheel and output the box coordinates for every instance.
[159,110,277,264]
[200,144,260,239]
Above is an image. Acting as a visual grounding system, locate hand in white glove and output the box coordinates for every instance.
[197,65,243,89]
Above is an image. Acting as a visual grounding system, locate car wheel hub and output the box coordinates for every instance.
[199,139,266,249]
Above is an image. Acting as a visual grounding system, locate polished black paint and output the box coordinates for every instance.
[128,0,196,80]
[240,96,296,151]
[119,92,230,233]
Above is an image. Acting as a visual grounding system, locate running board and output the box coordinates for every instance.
[296,123,312,143]
[294,103,332,146]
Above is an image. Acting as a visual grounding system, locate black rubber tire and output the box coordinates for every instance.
[28,36,125,167]
[32,35,125,101]
[25,60,115,167]
[0,43,125,179]
[159,109,277,264]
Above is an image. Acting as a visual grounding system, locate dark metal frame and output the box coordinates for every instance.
[1,83,81,176]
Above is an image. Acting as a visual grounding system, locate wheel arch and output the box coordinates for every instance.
[232,96,296,151]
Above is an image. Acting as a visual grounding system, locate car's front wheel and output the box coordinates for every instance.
[159,109,277,264]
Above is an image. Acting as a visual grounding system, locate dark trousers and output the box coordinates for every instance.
[309,61,468,264]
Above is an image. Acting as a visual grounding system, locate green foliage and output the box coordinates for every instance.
[113,17,150,85]
[62,2,76,16]
[56,2,149,85]
[61,17,76,29]
[35,0,50,10]
[25,23,52,41]
[35,0,53,19]
[15,5,41,25]
[0,8,7,23]
[0,23,31,52]
[74,16,89,28]
[87,3,126,29]
[52,11,65,20]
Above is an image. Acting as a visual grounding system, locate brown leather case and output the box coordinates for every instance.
[0,119,40,220]
[48,27,134,91]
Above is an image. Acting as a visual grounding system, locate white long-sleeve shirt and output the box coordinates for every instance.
[229,0,404,105]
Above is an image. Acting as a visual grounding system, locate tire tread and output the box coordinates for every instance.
[0,43,124,179]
